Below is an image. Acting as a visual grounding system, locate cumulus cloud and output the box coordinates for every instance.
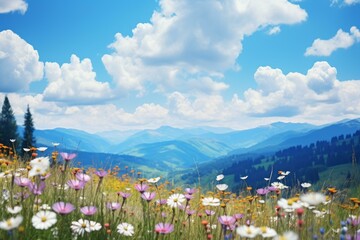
[102,0,307,95]
[268,26,281,35]
[344,0,360,4]
[0,30,43,92]
[43,55,113,105]
[331,0,360,5]
[0,0,27,14]
[235,61,360,119]
[305,26,360,56]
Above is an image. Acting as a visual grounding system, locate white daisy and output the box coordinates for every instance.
[273,231,299,240]
[37,147,48,152]
[277,198,302,212]
[300,192,326,206]
[280,171,291,176]
[216,184,228,191]
[7,205,22,214]
[32,211,57,230]
[202,197,220,207]
[87,221,102,231]
[0,215,23,230]
[216,174,224,181]
[271,182,289,190]
[277,175,285,180]
[147,177,161,183]
[259,226,277,238]
[117,222,135,236]
[301,182,312,188]
[71,219,90,236]
[236,225,260,238]
[167,193,186,208]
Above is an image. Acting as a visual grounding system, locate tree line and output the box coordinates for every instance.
[0,95,36,158]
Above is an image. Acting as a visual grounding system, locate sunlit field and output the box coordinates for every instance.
[0,143,359,240]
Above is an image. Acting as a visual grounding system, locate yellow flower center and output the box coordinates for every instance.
[81,223,87,228]
[6,220,12,227]
[41,216,47,222]
[260,226,267,233]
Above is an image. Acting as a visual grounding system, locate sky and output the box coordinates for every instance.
[0,0,360,133]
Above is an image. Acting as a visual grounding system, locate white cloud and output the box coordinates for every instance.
[102,0,307,95]
[268,26,281,35]
[331,0,360,5]
[305,26,360,56]
[0,30,43,92]
[344,0,360,4]
[236,61,359,119]
[2,61,359,132]
[43,55,113,105]
[0,0,27,14]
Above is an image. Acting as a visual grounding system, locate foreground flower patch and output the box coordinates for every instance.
[0,148,359,239]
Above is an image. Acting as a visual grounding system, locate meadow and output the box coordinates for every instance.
[0,143,359,240]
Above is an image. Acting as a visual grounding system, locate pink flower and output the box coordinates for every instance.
[186,209,196,216]
[14,177,31,187]
[141,192,156,202]
[67,179,86,190]
[76,173,91,182]
[218,215,236,226]
[52,202,75,215]
[80,206,97,216]
[94,170,107,178]
[60,152,77,161]
[155,223,174,234]
[256,188,270,195]
[205,209,215,216]
[117,192,131,199]
[107,202,121,211]
[135,184,149,193]
[28,181,46,195]
[185,188,196,195]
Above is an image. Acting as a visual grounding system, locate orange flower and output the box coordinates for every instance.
[328,187,337,194]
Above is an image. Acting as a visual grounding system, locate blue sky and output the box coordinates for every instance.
[0,0,360,133]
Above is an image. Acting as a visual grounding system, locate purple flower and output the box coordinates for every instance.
[185,194,194,201]
[14,177,31,187]
[186,209,196,216]
[141,192,156,202]
[135,184,149,193]
[185,188,196,195]
[107,202,121,211]
[94,170,107,178]
[60,152,77,161]
[267,186,278,192]
[67,179,86,190]
[76,173,91,182]
[205,209,215,216]
[80,206,97,216]
[52,202,75,215]
[28,181,46,195]
[155,223,174,234]
[218,215,236,226]
[256,188,270,195]
[156,199,168,205]
[118,192,131,199]
[233,213,244,221]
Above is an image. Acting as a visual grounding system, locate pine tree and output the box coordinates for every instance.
[0,95,20,147]
[21,105,36,155]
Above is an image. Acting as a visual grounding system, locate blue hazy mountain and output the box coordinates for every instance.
[21,119,360,170]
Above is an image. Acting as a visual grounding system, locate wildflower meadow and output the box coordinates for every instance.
[0,142,359,240]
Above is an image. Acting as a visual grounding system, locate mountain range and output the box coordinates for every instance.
[19,118,360,174]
